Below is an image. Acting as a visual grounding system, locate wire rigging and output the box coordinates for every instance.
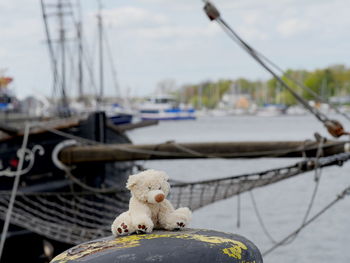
[203,1,350,138]
[249,190,277,244]
[247,138,329,248]
[263,184,350,256]
[249,48,350,122]
[201,2,350,254]
[103,29,121,97]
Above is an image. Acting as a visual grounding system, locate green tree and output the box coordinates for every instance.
[174,64,350,109]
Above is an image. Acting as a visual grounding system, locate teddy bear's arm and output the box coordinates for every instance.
[129,197,151,215]
[129,197,154,232]
[158,199,175,215]
[157,200,176,230]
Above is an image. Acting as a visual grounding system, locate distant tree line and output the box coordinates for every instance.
[174,64,350,109]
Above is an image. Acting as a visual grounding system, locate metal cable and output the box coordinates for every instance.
[301,139,325,223]
[203,1,350,137]
[103,29,121,97]
[251,50,350,122]
[249,190,277,244]
[263,184,350,256]
[216,17,327,123]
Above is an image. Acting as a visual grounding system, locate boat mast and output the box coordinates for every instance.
[77,0,83,100]
[58,0,70,116]
[40,0,60,100]
[97,0,104,105]
[41,0,72,117]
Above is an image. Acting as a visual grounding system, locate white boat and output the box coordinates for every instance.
[286,105,307,116]
[256,104,286,117]
[139,96,196,121]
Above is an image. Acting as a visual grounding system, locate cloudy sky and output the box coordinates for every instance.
[0,0,349,99]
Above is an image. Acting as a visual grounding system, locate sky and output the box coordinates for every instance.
[0,0,349,99]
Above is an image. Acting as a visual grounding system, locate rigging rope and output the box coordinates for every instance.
[248,49,350,122]
[236,192,241,228]
[263,184,350,256]
[301,138,324,223]
[249,190,277,244]
[0,151,349,245]
[0,123,31,261]
[103,29,121,97]
[203,1,350,138]
[250,138,326,247]
[40,0,61,101]
[2,115,350,246]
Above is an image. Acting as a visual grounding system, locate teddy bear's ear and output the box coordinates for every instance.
[160,171,169,181]
[126,174,138,190]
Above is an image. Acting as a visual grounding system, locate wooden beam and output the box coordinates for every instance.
[59,140,350,164]
[0,123,19,136]
[0,117,82,142]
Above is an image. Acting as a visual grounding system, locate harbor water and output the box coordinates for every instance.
[128,115,350,262]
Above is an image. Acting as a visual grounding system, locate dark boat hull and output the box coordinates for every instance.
[0,112,133,262]
[109,114,133,125]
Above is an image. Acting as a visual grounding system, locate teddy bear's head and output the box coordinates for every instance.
[126,169,170,204]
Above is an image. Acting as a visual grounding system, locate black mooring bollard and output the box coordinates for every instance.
[50,229,263,263]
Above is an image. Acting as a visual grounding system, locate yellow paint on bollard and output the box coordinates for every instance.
[52,232,248,263]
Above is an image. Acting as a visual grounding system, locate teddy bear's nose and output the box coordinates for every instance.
[155,193,165,203]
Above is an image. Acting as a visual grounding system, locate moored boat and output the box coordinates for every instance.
[0,76,17,112]
[139,96,196,121]
[100,103,134,125]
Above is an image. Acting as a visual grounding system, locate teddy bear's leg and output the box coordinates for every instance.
[173,207,192,229]
[159,207,192,231]
[131,214,154,234]
[111,211,136,236]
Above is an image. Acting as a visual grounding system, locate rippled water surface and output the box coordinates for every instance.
[128,115,350,262]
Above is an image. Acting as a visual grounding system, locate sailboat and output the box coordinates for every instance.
[0,1,135,261]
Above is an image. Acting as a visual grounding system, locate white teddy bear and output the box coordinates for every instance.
[111,169,192,236]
